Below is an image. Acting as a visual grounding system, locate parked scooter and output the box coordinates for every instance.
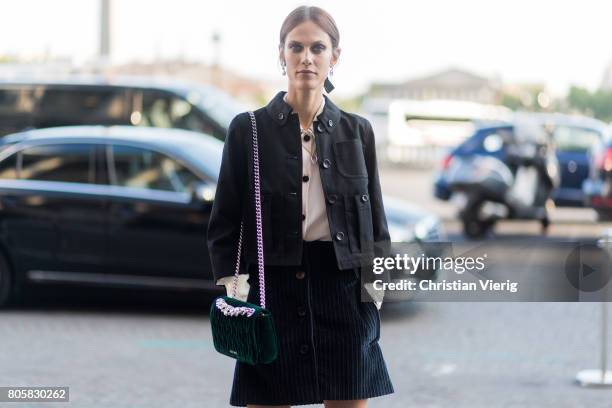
[445,119,560,238]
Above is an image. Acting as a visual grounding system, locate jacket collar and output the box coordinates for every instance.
[283,92,325,124]
[265,90,340,132]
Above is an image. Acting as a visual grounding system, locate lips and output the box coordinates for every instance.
[297,71,316,75]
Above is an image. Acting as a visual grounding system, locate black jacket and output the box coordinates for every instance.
[207,90,391,283]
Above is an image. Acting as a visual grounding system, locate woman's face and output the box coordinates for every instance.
[280,20,340,92]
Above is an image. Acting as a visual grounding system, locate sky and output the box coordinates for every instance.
[2,0,612,98]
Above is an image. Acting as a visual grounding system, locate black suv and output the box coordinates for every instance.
[0,125,223,306]
[0,77,246,140]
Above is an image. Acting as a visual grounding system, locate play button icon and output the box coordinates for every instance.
[565,243,611,293]
[581,263,596,278]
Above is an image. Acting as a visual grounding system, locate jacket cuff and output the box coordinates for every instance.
[218,274,250,302]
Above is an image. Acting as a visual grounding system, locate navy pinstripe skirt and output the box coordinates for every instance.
[229,240,394,406]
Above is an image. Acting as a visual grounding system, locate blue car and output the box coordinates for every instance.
[434,113,608,207]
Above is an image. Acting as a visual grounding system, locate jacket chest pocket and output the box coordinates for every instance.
[344,193,374,254]
[333,139,368,178]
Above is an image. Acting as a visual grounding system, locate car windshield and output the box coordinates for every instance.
[174,138,224,181]
[180,85,247,129]
[552,125,601,152]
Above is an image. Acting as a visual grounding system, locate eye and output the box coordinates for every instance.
[289,44,303,52]
[312,44,326,53]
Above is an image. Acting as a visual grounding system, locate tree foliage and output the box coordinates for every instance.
[567,86,612,122]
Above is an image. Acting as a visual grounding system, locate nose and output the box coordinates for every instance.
[302,49,312,66]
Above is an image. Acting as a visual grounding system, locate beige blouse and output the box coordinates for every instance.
[286,92,332,242]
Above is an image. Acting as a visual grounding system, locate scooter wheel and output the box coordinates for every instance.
[463,218,492,239]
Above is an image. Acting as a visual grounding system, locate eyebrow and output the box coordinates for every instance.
[288,40,326,46]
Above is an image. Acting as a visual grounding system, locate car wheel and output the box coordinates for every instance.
[0,252,13,308]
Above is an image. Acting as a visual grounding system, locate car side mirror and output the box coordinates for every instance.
[189,181,215,204]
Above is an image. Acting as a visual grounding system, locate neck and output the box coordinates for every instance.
[285,88,324,129]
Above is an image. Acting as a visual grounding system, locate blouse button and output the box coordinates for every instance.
[303,134,311,142]
[302,175,309,183]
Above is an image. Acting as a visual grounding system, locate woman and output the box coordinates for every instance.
[207,5,394,407]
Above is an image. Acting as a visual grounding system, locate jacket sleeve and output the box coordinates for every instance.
[207,113,249,284]
[362,118,391,255]
[361,118,392,300]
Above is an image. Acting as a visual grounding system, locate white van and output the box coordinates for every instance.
[386,99,512,166]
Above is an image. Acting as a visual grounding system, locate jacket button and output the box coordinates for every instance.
[317,123,324,132]
[288,191,297,197]
[289,230,298,236]
[328,119,333,127]
[322,159,331,169]
[297,306,307,317]
[335,231,345,241]
[278,112,284,120]
[299,344,309,354]
[361,194,369,202]
[326,194,337,204]
[302,175,309,182]
[296,270,305,279]
[303,134,311,142]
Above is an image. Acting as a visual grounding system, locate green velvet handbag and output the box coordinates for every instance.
[210,111,278,365]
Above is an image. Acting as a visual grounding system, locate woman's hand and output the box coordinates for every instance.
[217,274,250,302]
[364,282,384,310]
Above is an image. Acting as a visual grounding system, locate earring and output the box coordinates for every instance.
[329,65,334,76]
[281,63,286,76]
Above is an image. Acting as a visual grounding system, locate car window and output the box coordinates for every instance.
[552,125,601,153]
[19,143,95,183]
[109,145,201,193]
[0,152,18,179]
[0,87,37,136]
[133,90,215,135]
[36,87,129,128]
